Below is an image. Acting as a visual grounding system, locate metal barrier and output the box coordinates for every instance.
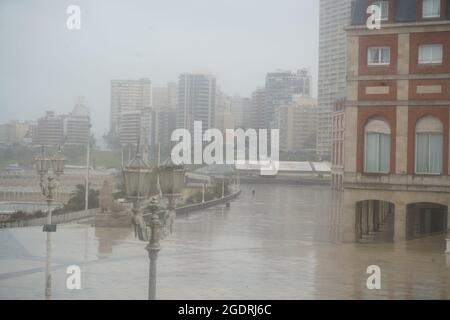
[1,209,97,229]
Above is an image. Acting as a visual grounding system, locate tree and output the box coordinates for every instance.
[64,184,99,212]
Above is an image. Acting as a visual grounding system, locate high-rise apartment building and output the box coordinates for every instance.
[64,102,90,145]
[251,88,268,130]
[30,99,90,147]
[177,74,216,133]
[119,108,152,147]
[342,0,450,243]
[265,69,312,129]
[317,0,353,159]
[33,111,64,146]
[110,78,152,135]
[278,96,318,153]
[152,82,177,149]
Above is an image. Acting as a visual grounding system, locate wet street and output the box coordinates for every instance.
[0,184,449,300]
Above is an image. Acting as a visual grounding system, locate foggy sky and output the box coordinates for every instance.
[0,0,319,137]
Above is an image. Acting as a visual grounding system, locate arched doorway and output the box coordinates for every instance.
[356,200,395,243]
[406,203,448,239]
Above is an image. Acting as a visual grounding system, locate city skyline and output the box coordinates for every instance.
[1,0,449,303]
[0,0,319,137]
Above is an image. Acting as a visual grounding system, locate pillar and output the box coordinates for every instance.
[394,203,407,242]
[447,206,450,232]
[373,201,379,232]
[368,200,374,233]
[343,196,357,243]
[361,202,368,235]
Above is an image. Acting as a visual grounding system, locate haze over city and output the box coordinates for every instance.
[1,0,450,305]
[0,0,319,136]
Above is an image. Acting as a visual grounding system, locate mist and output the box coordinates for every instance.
[0,0,318,137]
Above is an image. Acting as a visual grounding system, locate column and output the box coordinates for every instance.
[355,203,361,240]
[447,206,450,232]
[394,203,407,242]
[361,201,368,235]
[343,195,357,243]
[368,200,374,233]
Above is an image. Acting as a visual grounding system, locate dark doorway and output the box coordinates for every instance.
[406,203,448,239]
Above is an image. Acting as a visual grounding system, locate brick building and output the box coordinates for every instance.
[343,0,450,242]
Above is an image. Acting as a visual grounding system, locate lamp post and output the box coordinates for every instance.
[222,179,225,198]
[202,183,206,203]
[85,122,91,215]
[122,150,155,239]
[123,150,184,300]
[144,158,185,300]
[34,146,65,299]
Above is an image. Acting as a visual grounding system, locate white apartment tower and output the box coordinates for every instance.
[316,0,352,159]
[110,78,152,135]
[64,100,90,145]
[33,111,64,146]
[119,108,152,147]
[177,74,216,134]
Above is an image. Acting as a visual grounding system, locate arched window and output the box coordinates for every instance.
[364,118,391,173]
[415,116,443,174]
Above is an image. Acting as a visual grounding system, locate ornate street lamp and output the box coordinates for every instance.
[51,148,65,177]
[122,148,185,300]
[34,146,65,299]
[123,152,155,200]
[35,147,50,177]
[123,151,158,233]
[143,157,185,300]
[158,157,185,208]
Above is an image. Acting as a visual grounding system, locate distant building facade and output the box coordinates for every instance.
[119,108,152,147]
[177,74,216,134]
[110,78,152,135]
[317,0,353,159]
[250,88,268,130]
[265,69,312,129]
[64,102,90,145]
[33,111,64,146]
[278,96,318,153]
[0,121,30,146]
[31,99,90,147]
[152,82,177,156]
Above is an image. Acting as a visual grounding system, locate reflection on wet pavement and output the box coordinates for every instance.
[0,184,449,299]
